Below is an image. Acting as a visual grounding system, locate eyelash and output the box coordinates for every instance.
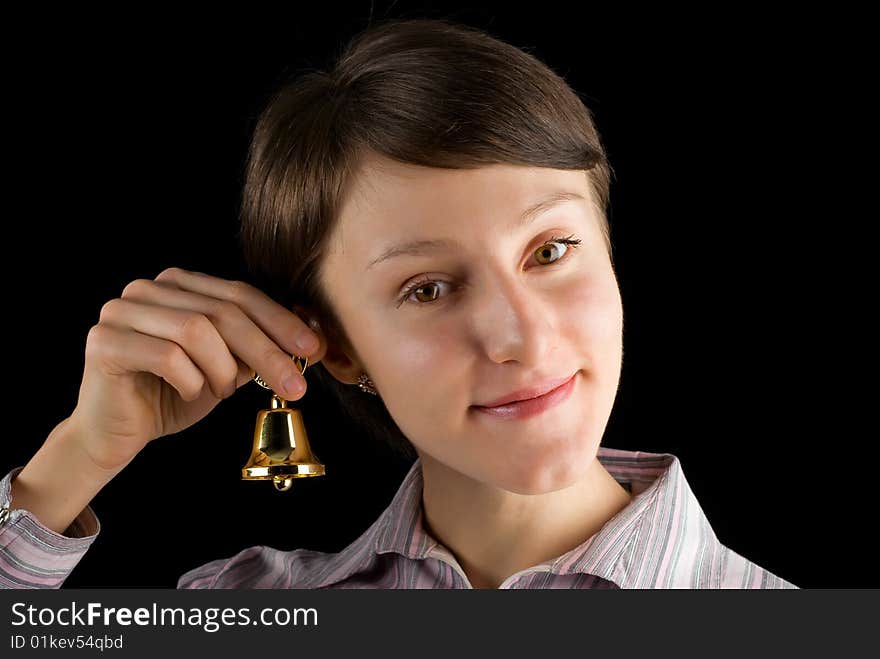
[395,234,583,308]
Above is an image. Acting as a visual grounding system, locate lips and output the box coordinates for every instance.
[474,372,577,408]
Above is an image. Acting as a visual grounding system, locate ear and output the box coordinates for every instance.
[291,303,365,386]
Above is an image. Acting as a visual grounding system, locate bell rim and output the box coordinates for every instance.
[242,464,326,478]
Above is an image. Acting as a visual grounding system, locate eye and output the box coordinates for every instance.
[396,234,582,308]
[533,234,581,265]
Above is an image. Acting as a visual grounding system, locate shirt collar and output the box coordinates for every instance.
[371,445,720,589]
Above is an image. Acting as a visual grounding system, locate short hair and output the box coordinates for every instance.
[237,17,615,461]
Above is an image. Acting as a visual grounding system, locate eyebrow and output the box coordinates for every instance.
[365,190,587,271]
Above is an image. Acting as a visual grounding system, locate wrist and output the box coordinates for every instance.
[9,416,120,534]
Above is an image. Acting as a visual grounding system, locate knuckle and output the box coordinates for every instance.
[158,342,186,372]
[98,298,122,323]
[226,279,252,303]
[155,267,184,282]
[85,323,109,354]
[176,312,214,343]
[121,278,151,298]
[205,297,239,324]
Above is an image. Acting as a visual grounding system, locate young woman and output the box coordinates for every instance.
[0,18,798,589]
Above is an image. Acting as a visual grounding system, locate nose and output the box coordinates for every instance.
[470,267,558,365]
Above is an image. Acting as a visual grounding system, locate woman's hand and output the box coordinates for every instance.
[68,267,325,474]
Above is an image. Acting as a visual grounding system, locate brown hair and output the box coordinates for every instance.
[237,17,615,462]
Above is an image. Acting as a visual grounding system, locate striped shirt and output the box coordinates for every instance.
[0,446,799,589]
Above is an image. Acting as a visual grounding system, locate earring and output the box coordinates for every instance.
[357,373,378,395]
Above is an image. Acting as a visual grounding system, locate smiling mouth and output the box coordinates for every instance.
[473,372,577,409]
[470,371,578,420]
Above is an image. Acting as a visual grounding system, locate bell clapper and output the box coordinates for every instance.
[274,477,295,492]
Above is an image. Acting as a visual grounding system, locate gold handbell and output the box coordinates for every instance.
[242,354,325,491]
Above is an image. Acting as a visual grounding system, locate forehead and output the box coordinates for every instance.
[331,152,592,246]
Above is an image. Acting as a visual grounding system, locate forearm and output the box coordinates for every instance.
[9,416,122,535]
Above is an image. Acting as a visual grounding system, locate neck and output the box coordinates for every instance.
[419,452,633,589]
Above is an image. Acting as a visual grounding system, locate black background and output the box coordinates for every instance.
[3,3,871,588]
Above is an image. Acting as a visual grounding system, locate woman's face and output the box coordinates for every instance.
[318,151,624,495]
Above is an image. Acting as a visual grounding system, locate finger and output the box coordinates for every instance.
[123,276,308,399]
[233,356,257,389]
[153,268,320,357]
[87,324,206,402]
[99,297,239,400]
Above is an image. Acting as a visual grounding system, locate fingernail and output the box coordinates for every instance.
[282,373,304,397]
[296,334,318,353]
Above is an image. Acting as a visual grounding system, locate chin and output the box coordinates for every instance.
[487,437,599,495]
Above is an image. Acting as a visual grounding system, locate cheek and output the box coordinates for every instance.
[378,329,461,448]
[563,271,623,349]
[375,324,459,415]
